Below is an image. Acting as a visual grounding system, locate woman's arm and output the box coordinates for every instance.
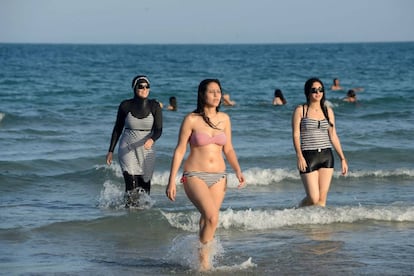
[145,101,163,149]
[292,105,307,172]
[327,108,348,175]
[166,114,192,201]
[107,102,127,165]
[222,113,245,188]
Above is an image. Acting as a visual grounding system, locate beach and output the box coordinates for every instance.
[1,42,413,275]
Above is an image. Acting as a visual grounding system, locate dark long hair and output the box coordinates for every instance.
[304,78,333,127]
[193,79,222,129]
[274,89,287,104]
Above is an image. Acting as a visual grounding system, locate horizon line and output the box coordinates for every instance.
[0,40,413,46]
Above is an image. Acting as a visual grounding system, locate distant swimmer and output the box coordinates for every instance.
[330,78,344,91]
[331,78,364,92]
[167,96,178,111]
[343,89,357,103]
[222,93,236,106]
[272,89,287,105]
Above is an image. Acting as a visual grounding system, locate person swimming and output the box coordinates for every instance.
[272,89,287,105]
[343,89,357,102]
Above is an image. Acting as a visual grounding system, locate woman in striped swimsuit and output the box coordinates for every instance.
[292,77,348,207]
[166,79,245,271]
[106,75,163,206]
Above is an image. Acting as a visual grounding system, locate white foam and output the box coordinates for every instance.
[95,161,123,178]
[96,164,414,187]
[151,167,414,186]
[214,257,257,272]
[347,168,414,178]
[165,234,256,272]
[97,180,155,210]
[151,167,299,187]
[162,205,414,231]
[97,180,125,209]
[165,234,224,271]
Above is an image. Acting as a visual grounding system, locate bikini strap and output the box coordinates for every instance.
[302,104,308,118]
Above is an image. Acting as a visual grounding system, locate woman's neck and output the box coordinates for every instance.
[308,102,321,111]
[203,107,217,117]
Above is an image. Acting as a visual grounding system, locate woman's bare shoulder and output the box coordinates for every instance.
[183,112,202,125]
[294,104,305,112]
[218,111,229,118]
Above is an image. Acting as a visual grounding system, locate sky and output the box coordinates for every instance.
[1,0,413,44]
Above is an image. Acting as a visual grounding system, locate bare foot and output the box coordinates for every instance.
[315,201,326,207]
[199,241,212,271]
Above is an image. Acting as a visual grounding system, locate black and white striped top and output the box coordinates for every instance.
[300,117,332,151]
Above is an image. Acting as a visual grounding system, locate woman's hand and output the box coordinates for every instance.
[297,155,307,172]
[106,152,113,165]
[144,138,154,150]
[341,159,348,176]
[236,171,246,188]
[166,182,176,201]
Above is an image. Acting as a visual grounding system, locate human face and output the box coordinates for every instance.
[135,83,150,99]
[310,82,324,101]
[205,82,222,107]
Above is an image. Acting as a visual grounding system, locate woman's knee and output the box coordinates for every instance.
[204,212,219,228]
[308,195,320,205]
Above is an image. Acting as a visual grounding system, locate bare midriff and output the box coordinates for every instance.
[183,145,226,173]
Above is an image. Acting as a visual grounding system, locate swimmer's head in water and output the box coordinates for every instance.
[347,89,356,97]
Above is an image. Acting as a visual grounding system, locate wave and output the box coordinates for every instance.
[98,164,414,187]
[346,168,414,178]
[162,205,414,232]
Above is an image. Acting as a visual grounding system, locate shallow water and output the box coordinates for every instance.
[1,42,414,275]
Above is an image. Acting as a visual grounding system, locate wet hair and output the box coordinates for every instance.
[169,96,177,110]
[304,78,333,127]
[274,89,287,104]
[131,75,150,93]
[194,79,222,129]
[347,89,356,97]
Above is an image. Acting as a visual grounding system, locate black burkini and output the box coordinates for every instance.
[108,95,162,206]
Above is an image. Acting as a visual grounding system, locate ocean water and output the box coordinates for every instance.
[1,42,414,275]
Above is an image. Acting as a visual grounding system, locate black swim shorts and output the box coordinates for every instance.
[300,148,334,174]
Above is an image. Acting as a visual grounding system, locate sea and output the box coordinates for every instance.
[1,42,413,275]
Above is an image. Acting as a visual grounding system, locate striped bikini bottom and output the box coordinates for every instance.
[181,171,227,187]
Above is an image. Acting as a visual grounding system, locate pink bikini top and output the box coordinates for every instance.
[189,132,227,146]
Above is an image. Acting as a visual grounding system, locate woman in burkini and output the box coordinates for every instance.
[166,79,245,271]
[292,78,348,207]
[106,75,162,207]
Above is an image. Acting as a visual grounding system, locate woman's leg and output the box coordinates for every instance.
[300,171,321,206]
[316,168,334,206]
[184,176,226,242]
[183,176,226,270]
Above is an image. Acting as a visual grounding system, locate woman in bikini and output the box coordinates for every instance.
[292,77,348,207]
[166,79,245,271]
